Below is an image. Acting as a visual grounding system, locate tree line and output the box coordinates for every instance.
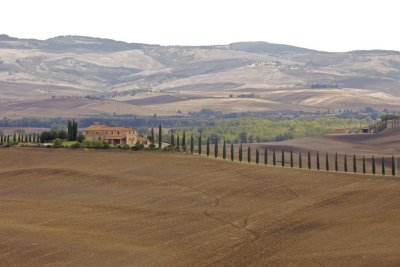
[153,124,397,176]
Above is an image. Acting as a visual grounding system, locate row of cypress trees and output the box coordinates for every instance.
[151,125,397,176]
[0,133,41,144]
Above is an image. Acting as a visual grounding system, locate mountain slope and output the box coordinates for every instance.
[0,35,399,117]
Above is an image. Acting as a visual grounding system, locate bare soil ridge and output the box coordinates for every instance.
[1,148,400,266]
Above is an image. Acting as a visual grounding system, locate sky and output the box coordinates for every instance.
[0,0,399,52]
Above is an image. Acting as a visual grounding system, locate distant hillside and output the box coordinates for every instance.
[0,34,400,117]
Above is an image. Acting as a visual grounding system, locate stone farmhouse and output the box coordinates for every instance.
[83,125,148,146]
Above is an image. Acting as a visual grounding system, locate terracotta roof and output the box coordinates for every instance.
[83,124,134,131]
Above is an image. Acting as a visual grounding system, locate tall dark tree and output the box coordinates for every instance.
[158,124,162,148]
[190,135,194,154]
[353,154,357,173]
[214,140,218,158]
[256,148,259,165]
[171,133,175,146]
[273,149,276,166]
[222,140,226,160]
[290,150,293,168]
[247,146,251,163]
[299,152,302,169]
[239,143,243,162]
[281,150,285,167]
[392,156,396,176]
[231,143,234,161]
[176,134,180,150]
[18,134,21,143]
[308,151,311,169]
[67,120,72,141]
[150,127,155,144]
[73,119,78,141]
[182,131,186,151]
[326,152,329,171]
[206,137,210,157]
[344,155,348,172]
[264,148,268,165]
[382,157,385,175]
[316,151,320,170]
[335,152,338,172]
[372,155,376,174]
[198,135,202,155]
[362,156,366,174]
[7,135,10,144]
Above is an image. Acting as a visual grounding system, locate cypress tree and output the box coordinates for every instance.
[363,156,366,174]
[206,137,210,156]
[29,134,32,143]
[308,151,311,169]
[273,149,276,166]
[171,133,175,146]
[67,120,72,141]
[382,157,385,175]
[150,127,155,144]
[325,152,329,171]
[190,135,194,154]
[13,133,16,144]
[231,143,234,161]
[222,140,226,160]
[33,134,36,143]
[290,150,293,168]
[198,135,202,155]
[6,135,9,144]
[281,150,285,167]
[176,134,180,150]
[158,124,162,148]
[73,119,78,141]
[392,156,396,176]
[344,155,348,172]
[214,140,218,158]
[18,134,21,143]
[0,134,2,144]
[256,148,259,165]
[299,152,302,169]
[316,151,320,170]
[353,154,357,173]
[335,152,338,172]
[239,143,243,162]
[182,131,186,151]
[264,148,268,165]
[372,155,376,174]
[247,146,251,163]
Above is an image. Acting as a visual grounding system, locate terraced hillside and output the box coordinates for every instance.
[1,148,400,266]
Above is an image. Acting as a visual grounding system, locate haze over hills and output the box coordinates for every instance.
[0,34,400,117]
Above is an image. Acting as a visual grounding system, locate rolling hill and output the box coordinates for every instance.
[1,148,400,266]
[0,35,400,117]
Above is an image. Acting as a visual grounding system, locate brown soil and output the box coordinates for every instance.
[1,148,400,266]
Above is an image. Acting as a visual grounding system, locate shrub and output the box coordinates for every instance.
[132,143,145,151]
[53,138,63,148]
[122,144,130,149]
[70,143,81,149]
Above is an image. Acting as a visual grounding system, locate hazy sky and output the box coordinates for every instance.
[1,0,399,52]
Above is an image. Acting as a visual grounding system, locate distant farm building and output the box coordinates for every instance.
[332,128,351,135]
[83,125,148,146]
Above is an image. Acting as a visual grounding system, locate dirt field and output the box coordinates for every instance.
[1,148,400,266]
